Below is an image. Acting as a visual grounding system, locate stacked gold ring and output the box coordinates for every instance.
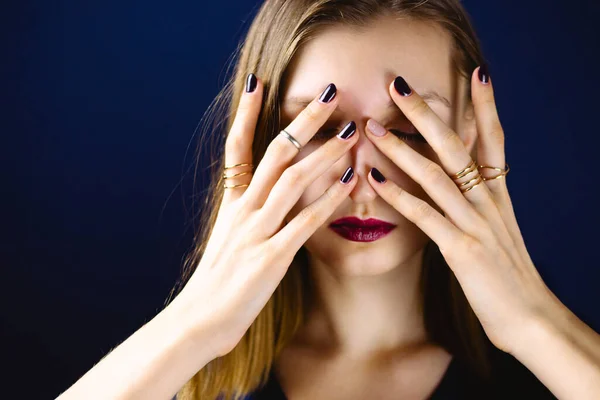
[223,129,302,189]
[450,160,510,193]
[223,162,254,189]
[223,159,510,192]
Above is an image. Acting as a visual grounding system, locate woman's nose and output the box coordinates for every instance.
[347,128,379,203]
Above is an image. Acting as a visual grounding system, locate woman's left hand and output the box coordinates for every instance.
[364,67,560,355]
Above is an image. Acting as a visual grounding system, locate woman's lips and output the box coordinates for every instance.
[328,217,397,242]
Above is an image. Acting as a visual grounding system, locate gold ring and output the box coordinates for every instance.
[478,163,510,181]
[449,160,510,193]
[449,160,483,193]
[223,162,254,189]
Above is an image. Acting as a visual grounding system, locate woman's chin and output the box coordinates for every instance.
[304,229,427,277]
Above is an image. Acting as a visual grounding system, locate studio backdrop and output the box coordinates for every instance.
[2,1,599,398]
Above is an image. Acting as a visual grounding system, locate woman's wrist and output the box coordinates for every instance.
[57,289,222,400]
[509,303,600,400]
[165,289,221,359]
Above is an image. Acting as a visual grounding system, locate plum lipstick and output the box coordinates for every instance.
[329,217,396,242]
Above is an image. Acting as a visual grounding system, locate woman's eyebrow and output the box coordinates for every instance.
[283,89,452,109]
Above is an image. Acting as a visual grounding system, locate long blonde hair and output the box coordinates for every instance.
[169,1,492,398]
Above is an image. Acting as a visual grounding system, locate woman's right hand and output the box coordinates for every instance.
[178,74,359,357]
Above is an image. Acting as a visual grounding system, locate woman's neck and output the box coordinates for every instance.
[298,247,429,359]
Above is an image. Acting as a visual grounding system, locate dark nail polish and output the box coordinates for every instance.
[337,121,356,140]
[341,166,354,184]
[319,83,337,103]
[478,64,490,84]
[371,167,386,183]
[393,76,412,96]
[245,73,257,92]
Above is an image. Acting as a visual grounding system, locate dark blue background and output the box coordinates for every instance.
[2,1,599,398]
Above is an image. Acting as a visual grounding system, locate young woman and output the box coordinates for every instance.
[57,0,600,399]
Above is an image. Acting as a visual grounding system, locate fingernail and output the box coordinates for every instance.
[337,121,356,140]
[245,73,257,93]
[478,64,490,84]
[370,167,386,183]
[319,83,337,103]
[340,166,354,184]
[393,76,412,96]
[366,119,387,137]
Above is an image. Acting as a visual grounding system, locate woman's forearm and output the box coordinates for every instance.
[511,294,600,400]
[57,293,219,400]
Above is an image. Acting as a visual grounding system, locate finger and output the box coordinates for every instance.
[261,121,358,235]
[365,119,515,252]
[471,66,531,264]
[389,76,473,174]
[271,166,356,253]
[387,76,494,207]
[364,118,488,240]
[366,167,465,263]
[242,83,339,208]
[471,64,507,196]
[386,76,509,237]
[223,73,263,204]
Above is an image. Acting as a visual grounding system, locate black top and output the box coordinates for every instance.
[246,345,557,399]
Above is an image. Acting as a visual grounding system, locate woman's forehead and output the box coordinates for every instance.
[282,16,456,113]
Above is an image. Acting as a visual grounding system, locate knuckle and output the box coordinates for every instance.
[409,99,430,118]
[412,199,434,220]
[323,184,337,202]
[461,235,484,258]
[423,161,446,184]
[472,216,493,241]
[489,123,505,146]
[299,206,319,226]
[268,135,290,157]
[321,139,340,158]
[302,102,321,122]
[281,167,304,187]
[230,103,254,130]
[391,183,405,199]
[235,197,252,216]
[482,95,497,108]
[439,233,471,261]
[236,97,253,113]
[257,240,275,264]
[225,131,246,153]
[439,128,461,153]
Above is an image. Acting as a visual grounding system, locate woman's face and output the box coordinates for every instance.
[280,16,476,276]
